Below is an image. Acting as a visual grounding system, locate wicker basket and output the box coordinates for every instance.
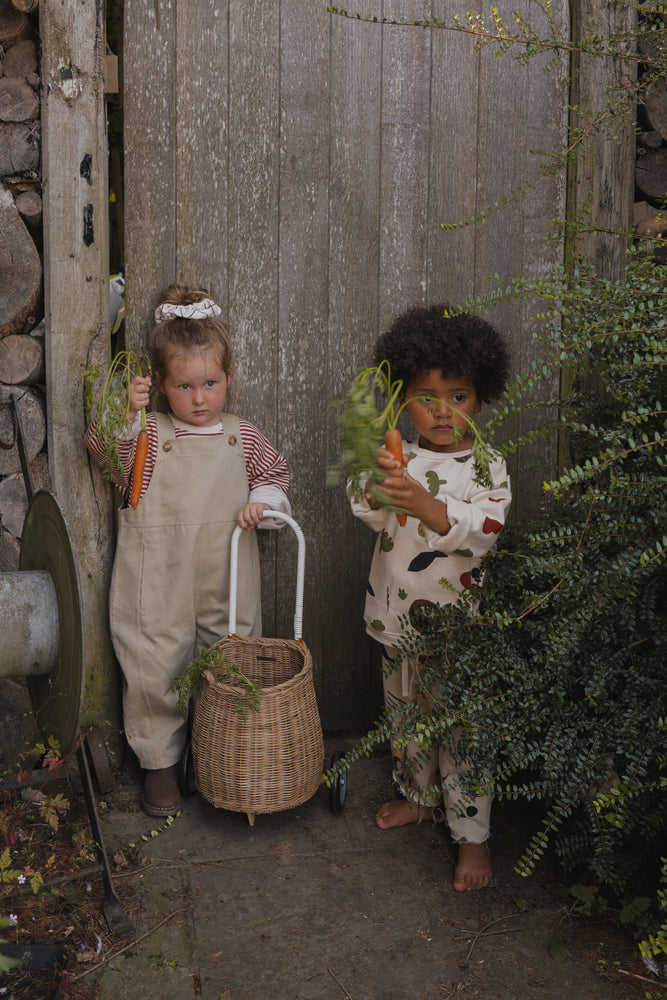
[191,512,324,824]
[192,635,323,819]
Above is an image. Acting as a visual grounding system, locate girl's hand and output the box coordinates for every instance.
[237,502,270,531]
[128,375,151,421]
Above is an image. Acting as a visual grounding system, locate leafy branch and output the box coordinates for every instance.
[173,646,261,721]
[326,4,662,67]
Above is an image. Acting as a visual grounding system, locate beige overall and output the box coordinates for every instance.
[109,412,261,770]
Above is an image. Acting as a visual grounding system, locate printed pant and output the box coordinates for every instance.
[381,646,491,844]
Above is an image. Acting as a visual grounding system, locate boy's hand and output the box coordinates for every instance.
[237,502,270,531]
[365,446,407,508]
[371,447,451,535]
[128,375,151,421]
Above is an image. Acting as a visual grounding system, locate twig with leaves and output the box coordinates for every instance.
[173,646,261,721]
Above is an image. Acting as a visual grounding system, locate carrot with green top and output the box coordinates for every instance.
[382,426,407,525]
[129,409,149,509]
[330,359,493,519]
[331,360,414,525]
[84,350,151,506]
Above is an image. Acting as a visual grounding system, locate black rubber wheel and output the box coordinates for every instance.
[178,742,196,796]
[329,749,347,814]
[178,698,197,796]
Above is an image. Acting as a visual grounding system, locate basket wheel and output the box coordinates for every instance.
[179,743,196,797]
[178,698,197,797]
[329,750,347,814]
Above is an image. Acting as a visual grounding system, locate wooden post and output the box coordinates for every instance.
[560,0,637,472]
[568,0,637,273]
[40,0,120,746]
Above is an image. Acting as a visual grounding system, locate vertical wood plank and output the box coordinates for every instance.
[427,0,480,305]
[276,0,331,696]
[123,0,176,350]
[378,1,433,327]
[473,0,568,512]
[175,0,229,302]
[41,0,119,741]
[226,1,281,634]
[326,14,384,728]
[570,0,636,274]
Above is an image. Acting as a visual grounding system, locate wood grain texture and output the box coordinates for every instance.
[472,0,568,513]
[121,0,580,726]
[327,12,384,727]
[0,332,43,384]
[378,1,432,328]
[0,181,41,338]
[569,0,637,277]
[175,0,229,298]
[427,0,479,307]
[40,0,120,740]
[123,0,176,351]
[0,384,45,473]
[274,0,330,696]
[226,0,282,637]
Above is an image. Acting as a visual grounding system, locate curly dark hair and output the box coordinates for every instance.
[373,303,510,404]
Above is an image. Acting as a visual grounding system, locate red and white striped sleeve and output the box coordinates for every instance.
[85,413,289,515]
[84,412,158,503]
[238,419,291,517]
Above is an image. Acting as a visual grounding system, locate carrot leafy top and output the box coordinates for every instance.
[84,350,150,483]
[329,359,492,502]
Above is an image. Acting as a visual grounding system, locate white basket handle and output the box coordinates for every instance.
[228,510,306,640]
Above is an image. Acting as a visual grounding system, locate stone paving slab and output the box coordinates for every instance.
[81,746,635,1000]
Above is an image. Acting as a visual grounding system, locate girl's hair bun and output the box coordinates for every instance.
[158,283,211,307]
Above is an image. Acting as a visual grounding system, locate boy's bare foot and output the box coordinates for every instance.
[375,799,434,829]
[453,841,492,891]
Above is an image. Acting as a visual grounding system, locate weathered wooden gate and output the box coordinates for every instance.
[121,0,569,728]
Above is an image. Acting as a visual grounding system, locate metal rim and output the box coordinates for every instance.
[19,490,84,754]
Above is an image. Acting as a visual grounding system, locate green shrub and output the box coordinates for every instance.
[335,251,667,956]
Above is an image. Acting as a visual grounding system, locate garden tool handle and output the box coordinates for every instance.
[228,510,306,640]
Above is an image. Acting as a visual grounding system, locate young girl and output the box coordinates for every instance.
[85,284,291,817]
[348,303,511,892]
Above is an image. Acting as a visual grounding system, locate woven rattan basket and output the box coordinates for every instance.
[191,512,324,824]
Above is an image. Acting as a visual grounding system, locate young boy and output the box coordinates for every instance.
[349,304,511,891]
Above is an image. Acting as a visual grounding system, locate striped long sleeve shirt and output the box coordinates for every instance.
[85,410,290,515]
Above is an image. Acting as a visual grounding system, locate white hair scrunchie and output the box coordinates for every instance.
[154,298,222,323]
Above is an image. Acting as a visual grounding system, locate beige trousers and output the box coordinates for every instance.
[109,413,261,769]
[382,646,491,844]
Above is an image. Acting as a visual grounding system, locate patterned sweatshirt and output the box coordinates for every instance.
[349,439,511,647]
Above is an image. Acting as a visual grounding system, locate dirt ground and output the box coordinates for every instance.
[1,676,665,1000]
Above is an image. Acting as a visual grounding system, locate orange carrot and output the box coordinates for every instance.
[384,428,407,526]
[129,419,148,510]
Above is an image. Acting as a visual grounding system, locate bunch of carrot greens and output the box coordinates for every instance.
[330,361,412,523]
[84,350,150,509]
[330,359,492,518]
